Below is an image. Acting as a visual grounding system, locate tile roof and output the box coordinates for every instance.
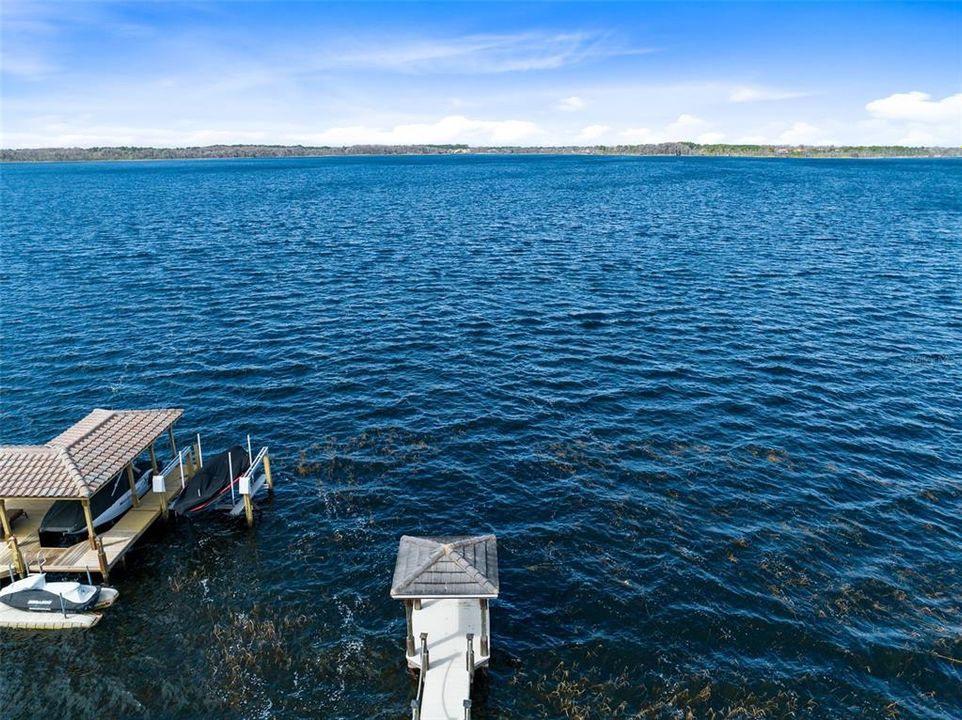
[391,535,499,599]
[0,408,182,499]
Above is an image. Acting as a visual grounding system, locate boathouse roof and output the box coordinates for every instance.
[0,408,182,499]
[391,534,499,599]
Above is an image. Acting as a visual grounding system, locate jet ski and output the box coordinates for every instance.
[172,445,251,516]
[0,573,118,613]
[39,460,154,547]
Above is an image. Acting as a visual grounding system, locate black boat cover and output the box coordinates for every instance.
[174,446,251,515]
[38,460,152,548]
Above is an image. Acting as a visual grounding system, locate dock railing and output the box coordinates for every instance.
[466,633,475,684]
[157,445,197,492]
[410,632,428,720]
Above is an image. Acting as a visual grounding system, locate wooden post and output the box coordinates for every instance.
[480,599,489,656]
[155,474,169,521]
[8,534,26,578]
[193,439,202,472]
[126,463,140,508]
[149,442,158,473]
[81,498,98,549]
[405,600,415,656]
[243,488,254,528]
[263,452,274,493]
[0,499,11,540]
[97,536,109,583]
[168,426,178,458]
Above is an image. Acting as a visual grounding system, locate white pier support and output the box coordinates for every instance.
[410,599,489,720]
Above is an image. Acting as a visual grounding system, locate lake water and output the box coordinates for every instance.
[1,156,960,719]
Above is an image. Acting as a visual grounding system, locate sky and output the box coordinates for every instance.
[1,1,960,148]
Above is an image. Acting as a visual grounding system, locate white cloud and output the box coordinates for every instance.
[294,115,542,146]
[866,91,962,123]
[861,91,962,146]
[621,114,713,143]
[577,124,609,141]
[697,131,725,144]
[1,115,543,148]
[0,124,273,148]
[557,96,586,112]
[778,121,826,145]
[729,86,808,103]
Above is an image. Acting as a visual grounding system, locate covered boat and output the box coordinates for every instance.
[172,446,251,516]
[0,574,120,628]
[0,573,115,613]
[38,460,154,547]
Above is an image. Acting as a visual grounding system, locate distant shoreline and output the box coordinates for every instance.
[2,143,959,163]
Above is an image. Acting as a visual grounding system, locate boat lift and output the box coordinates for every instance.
[167,433,273,527]
[391,535,499,720]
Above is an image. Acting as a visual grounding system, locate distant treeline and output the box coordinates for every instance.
[2,142,959,162]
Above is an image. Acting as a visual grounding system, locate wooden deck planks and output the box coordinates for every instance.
[1,469,192,576]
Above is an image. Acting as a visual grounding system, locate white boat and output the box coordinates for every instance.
[0,573,119,630]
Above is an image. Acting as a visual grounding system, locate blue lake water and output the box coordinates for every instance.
[1,156,960,719]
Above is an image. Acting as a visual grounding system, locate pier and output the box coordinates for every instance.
[0,408,200,581]
[392,535,498,720]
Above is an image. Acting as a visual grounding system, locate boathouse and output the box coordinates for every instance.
[391,534,499,720]
[0,408,194,580]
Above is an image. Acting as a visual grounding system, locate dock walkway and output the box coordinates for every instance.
[412,599,484,720]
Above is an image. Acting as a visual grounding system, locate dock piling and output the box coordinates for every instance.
[81,498,98,549]
[263,453,274,493]
[405,600,416,656]
[7,536,26,578]
[96,536,109,583]
[480,599,489,656]
[126,463,140,508]
[154,474,169,520]
[0,499,11,539]
[239,474,254,528]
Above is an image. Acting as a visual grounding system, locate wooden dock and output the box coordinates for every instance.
[1,470,193,579]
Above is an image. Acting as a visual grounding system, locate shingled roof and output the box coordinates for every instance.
[0,408,182,499]
[391,535,499,599]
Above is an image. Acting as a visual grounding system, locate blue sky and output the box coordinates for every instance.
[2,1,960,147]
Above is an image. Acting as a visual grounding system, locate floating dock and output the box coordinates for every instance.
[392,535,498,720]
[0,587,119,630]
